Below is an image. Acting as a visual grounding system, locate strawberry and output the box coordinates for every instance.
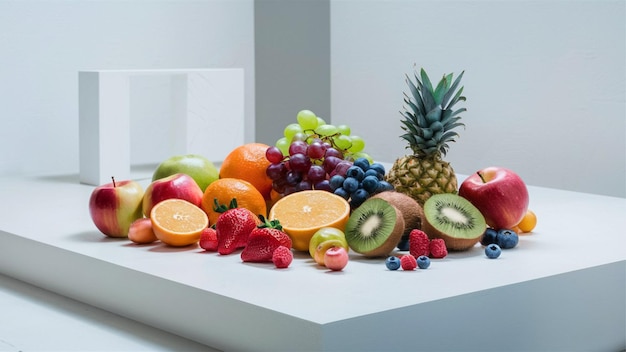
[241,217,292,263]
[215,207,261,255]
[199,227,218,251]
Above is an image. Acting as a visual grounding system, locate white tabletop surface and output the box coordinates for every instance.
[0,168,624,350]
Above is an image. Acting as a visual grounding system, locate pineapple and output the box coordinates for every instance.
[385,67,466,206]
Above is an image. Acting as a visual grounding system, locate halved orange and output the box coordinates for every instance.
[268,190,351,251]
[150,198,209,247]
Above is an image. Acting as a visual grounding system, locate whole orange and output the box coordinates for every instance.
[219,143,273,199]
[516,209,537,233]
[201,178,267,226]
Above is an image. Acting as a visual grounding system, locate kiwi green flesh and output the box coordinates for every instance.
[371,191,424,240]
[345,198,405,257]
[422,193,486,251]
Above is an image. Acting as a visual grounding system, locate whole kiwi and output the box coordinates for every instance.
[371,191,424,241]
[422,193,486,251]
[344,198,405,257]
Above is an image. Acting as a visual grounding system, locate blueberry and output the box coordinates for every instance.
[396,237,410,251]
[364,168,383,180]
[353,157,370,171]
[369,163,386,176]
[333,187,350,200]
[346,166,365,181]
[416,255,431,269]
[361,175,380,193]
[485,244,502,259]
[342,177,360,193]
[496,229,519,249]
[350,189,369,208]
[385,256,401,270]
[480,228,498,246]
[329,175,345,190]
[376,180,395,193]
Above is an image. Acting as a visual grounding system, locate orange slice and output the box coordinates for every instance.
[268,190,350,251]
[150,198,209,247]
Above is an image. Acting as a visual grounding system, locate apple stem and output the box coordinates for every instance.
[111,176,116,188]
[477,171,486,183]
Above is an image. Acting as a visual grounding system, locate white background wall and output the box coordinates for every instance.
[0,0,255,177]
[331,0,625,198]
[1,0,624,198]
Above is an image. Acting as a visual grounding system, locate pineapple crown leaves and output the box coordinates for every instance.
[400,67,466,157]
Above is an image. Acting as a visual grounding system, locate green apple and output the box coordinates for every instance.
[308,227,349,259]
[152,154,219,192]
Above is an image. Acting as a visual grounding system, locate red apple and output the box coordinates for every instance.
[142,173,203,217]
[458,167,529,230]
[89,177,144,238]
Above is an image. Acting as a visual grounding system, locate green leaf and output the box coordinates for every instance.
[405,74,420,103]
[441,71,465,108]
[450,107,466,117]
[420,68,434,94]
[401,119,419,135]
[425,106,442,124]
[432,74,449,105]
[407,74,427,115]
[404,98,422,117]
[439,131,460,143]
[444,122,465,132]
[447,86,465,109]
[442,116,461,128]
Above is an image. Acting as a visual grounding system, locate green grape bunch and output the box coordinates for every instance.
[276,109,372,163]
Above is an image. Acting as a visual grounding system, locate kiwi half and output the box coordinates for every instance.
[422,193,486,251]
[345,198,405,257]
[371,191,424,246]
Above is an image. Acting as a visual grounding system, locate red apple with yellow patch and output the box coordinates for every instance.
[459,167,529,230]
[89,177,144,238]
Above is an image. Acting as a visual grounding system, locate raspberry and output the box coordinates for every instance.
[429,239,448,258]
[400,254,417,271]
[272,246,293,269]
[409,229,430,258]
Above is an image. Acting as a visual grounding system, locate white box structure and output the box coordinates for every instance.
[79,69,244,185]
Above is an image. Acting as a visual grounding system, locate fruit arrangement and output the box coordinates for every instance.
[87,66,539,273]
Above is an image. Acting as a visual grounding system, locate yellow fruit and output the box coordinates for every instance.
[314,239,347,266]
[308,227,349,259]
[150,198,209,247]
[268,190,351,251]
[516,209,537,233]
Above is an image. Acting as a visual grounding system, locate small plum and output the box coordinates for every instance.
[324,246,349,271]
[128,218,158,244]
